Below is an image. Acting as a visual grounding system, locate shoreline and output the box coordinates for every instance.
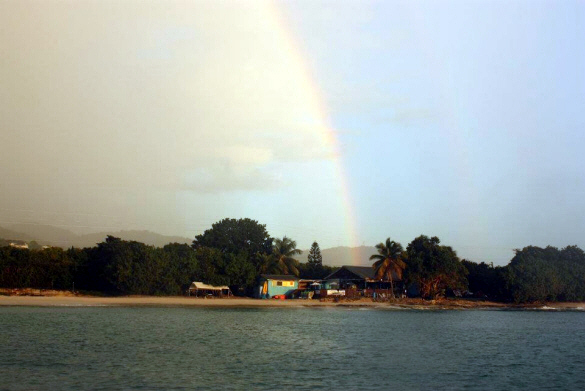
[1,290,584,310]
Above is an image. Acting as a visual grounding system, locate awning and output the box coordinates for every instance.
[189,282,230,291]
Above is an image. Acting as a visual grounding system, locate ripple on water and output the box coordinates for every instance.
[1,307,584,390]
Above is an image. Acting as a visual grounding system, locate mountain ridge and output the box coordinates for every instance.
[0,224,191,248]
[0,223,376,266]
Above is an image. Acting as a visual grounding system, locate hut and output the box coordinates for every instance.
[257,275,299,299]
[188,282,232,297]
[324,266,377,289]
[324,265,402,297]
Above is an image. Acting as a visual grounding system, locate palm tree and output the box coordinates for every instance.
[273,236,301,276]
[257,253,279,275]
[370,238,406,298]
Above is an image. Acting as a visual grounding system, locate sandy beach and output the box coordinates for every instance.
[1,289,583,309]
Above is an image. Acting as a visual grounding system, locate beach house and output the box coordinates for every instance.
[324,265,403,297]
[257,275,299,299]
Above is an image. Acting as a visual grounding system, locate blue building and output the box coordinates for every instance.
[257,275,299,299]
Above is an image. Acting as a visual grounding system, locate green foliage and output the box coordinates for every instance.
[28,241,42,250]
[192,218,272,258]
[405,235,468,299]
[80,237,193,295]
[7,219,582,303]
[0,246,72,289]
[224,251,257,294]
[257,253,280,275]
[191,218,274,289]
[298,262,336,279]
[370,238,406,280]
[307,242,322,266]
[161,243,200,293]
[0,217,290,295]
[502,245,585,303]
[299,241,333,279]
[272,236,301,276]
[370,238,406,297]
[461,260,506,299]
[0,236,203,295]
[192,246,228,287]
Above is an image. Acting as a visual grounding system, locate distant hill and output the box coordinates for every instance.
[297,245,377,267]
[0,226,36,242]
[77,230,191,248]
[0,224,191,248]
[1,223,375,263]
[2,223,82,246]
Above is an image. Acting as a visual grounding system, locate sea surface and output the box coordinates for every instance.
[1,306,584,390]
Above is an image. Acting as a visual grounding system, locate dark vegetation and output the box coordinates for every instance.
[1,218,584,303]
[0,218,334,296]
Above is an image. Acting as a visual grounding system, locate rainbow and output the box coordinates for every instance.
[265,2,362,265]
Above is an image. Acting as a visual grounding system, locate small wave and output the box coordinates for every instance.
[538,306,558,310]
[379,305,407,310]
[54,304,109,307]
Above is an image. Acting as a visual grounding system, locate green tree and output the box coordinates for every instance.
[193,246,229,287]
[273,236,301,276]
[86,236,160,294]
[307,242,323,266]
[369,238,406,298]
[298,262,337,279]
[405,235,468,299]
[461,259,506,299]
[162,243,199,294]
[28,241,42,250]
[301,241,329,279]
[34,247,72,290]
[257,253,280,275]
[192,218,273,259]
[224,251,257,294]
[501,245,585,303]
[0,247,32,288]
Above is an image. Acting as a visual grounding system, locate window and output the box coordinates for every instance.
[273,280,295,287]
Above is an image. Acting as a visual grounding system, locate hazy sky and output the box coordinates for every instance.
[1,0,583,264]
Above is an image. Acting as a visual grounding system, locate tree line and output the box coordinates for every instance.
[370,235,585,302]
[0,218,335,296]
[1,218,584,303]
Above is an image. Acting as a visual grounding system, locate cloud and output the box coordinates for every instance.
[181,165,282,193]
[0,1,335,196]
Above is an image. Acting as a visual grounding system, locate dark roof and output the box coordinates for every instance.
[260,274,299,281]
[324,265,401,281]
[324,266,375,280]
[343,266,376,279]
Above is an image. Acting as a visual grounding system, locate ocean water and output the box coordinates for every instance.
[1,306,584,390]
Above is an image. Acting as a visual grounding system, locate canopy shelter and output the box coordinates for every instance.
[188,282,232,297]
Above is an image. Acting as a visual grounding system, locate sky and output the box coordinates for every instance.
[1,0,583,265]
